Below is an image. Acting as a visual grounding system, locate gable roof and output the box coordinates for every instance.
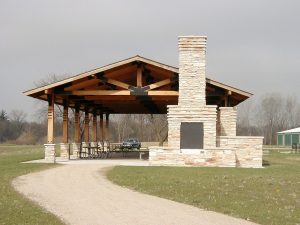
[23,55,252,98]
[23,55,253,114]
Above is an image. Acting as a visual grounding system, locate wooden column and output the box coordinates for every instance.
[105,113,109,143]
[137,65,142,87]
[74,105,80,143]
[62,100,69,143]
[227,91,232,107]
[99,112,103,143]
[47,94,54,144]
[92,111,97,142]
[84,107,89,143]
[224,90,232,107]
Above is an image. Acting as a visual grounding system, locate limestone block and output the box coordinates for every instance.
[90,142,97,147]
[167,105,217,150]
[44,144,56,163]
[72,143,80,159]
[178,36,207,107]
[148,146,236,167]
[218,107,237,136]
[60,143,70,161]
[217,136,263,168]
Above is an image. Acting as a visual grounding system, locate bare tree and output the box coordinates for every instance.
[9,110,27,129]
[146,114,168,146]
[237,100,254,136]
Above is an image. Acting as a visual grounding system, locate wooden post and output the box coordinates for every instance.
[137,65,142,87]
[62,100,69,143]
[224,90,232,107]
[92,110,97,142]
[74,105,80,143]
[224,95,228,107]
[228,90,232,107]
[47,94,54,144]
[84,107,89,143]
[105,113,109,143]
[99,112,103,143]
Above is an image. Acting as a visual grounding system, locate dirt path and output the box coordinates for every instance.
[13,160,258,225]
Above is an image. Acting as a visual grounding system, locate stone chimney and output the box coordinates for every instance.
[178,36,207,106]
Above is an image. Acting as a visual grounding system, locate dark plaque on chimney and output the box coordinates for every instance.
[180,122,204,149]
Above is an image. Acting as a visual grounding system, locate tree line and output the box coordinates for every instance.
[237,93,300,145]
[0,108,167,145]
[0,93,299,145]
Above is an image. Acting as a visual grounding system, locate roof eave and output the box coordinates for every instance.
[23,55,253,100]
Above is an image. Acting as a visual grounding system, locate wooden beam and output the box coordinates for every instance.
[47,94,54,144]
[45,89,53,95]
[137,66,142,87]
[84,96,177,102]
[228,95,231,107]
[84,96,136,101]
[56,89,178,96]
[62,100,68,143]
[147,91,178,96]
[64,79,100,91]
[150,96,178,100]
[72,90,131,96]
[147,78,171,90]
[84,107,89,143]
[74,105,80,143]
[106,78,130,89]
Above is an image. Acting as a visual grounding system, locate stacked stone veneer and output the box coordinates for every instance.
[217,107,237,136]
[60,143,70,161]
[149,35,263,168]
[44,144,56,163]
[178,36,206,106]
[217,136,263,168]
[168,105,217,150]
[72,143,80,159]
[149,147,236,167]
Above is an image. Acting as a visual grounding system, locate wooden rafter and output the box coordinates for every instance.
[148,91,178,96]
[73,90,131,96]
[84,96,136,100]
[105,78,130,89]
[64,79,100,91]
[147,78,171,90]
[55,90,179,96]
[24,55,253,114]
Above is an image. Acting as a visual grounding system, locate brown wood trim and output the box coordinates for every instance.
[47,94,54,144]
[62,100,68,143]
[137,66,142,87]
[64,79,100,91]
[148,91,179,96]
[147,78,171,90]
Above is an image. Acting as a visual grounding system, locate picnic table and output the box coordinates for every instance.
[79,142,149,159]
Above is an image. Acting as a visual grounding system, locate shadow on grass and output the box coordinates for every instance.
[262,159,270,167]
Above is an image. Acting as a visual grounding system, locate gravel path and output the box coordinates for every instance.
[13,160,258,225]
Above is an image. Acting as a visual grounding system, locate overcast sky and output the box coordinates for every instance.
[1,0,299,119]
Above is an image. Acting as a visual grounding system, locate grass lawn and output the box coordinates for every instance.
[107,152,300,225]
[0,145,64,225]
